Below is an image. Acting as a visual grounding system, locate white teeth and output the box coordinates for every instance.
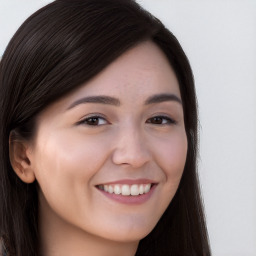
[139,184,144,195]
[131,184,139,196]
[108,185,114,194]
[104,185,108,192]
[98,184,152,196]
[114,185,121,194]
[145,184,151,193]
[121,185,130,196]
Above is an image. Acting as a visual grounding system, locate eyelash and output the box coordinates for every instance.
[146,115,176,125]
[77,115,176,126]
[77,115,108,126]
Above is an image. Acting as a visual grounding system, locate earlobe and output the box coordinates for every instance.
[9,135,36,184]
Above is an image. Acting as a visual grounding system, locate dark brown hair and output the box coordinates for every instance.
[0,0,211,255]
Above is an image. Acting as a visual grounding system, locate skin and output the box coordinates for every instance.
[11,41,187,256]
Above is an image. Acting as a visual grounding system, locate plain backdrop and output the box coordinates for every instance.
[0,1,256,255]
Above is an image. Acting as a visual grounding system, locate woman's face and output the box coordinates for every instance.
[29,41,187,243]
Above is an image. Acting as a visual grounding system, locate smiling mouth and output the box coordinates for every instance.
[96,183,154,196]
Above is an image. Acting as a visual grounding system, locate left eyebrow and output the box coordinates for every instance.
[145,93,182,105]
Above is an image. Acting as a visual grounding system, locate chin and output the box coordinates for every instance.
[95,221,156,243]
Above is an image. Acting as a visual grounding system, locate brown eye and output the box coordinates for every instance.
[78,116,108,126]
[146,116,176,125]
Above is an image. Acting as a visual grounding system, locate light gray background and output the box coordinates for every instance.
[0,1,255,255]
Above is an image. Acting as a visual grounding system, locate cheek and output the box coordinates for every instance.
[34,131,108,180]
[157,130,187,185]
[151,131,187,224]
[32,131,111,208]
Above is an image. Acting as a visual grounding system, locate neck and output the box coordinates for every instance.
[39,196,138,256]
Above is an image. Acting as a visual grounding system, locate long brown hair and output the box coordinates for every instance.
[0,0,211,255]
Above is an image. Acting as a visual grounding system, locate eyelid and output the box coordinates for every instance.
[146,114,177,125]
[76,113,110,126]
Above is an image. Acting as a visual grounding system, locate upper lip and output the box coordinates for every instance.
[96,179,157,185]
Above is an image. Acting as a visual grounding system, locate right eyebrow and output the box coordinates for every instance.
[67,95,121,110]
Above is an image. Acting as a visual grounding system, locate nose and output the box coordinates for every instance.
[111,127,151,168]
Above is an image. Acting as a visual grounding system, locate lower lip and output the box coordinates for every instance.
[97,185,157,205]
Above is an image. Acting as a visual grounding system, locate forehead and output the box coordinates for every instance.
[67,40,180,104]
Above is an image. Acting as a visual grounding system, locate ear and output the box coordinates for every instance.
[9,133,36,184]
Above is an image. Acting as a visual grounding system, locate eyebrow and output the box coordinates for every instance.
[67,93,182,110]
[67,96,121,109]
[145,93,182,105]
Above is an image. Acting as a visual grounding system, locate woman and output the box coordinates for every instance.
[0,0,211,255]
